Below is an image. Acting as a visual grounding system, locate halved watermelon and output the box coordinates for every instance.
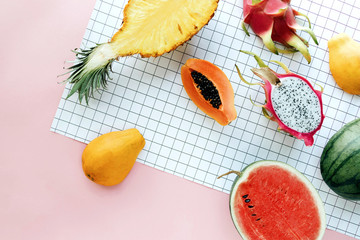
[221,160,326,240]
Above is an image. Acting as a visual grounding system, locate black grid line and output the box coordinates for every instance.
[51,0,360,238]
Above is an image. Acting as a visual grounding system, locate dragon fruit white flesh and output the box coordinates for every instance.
[241,0,318,63]
[236,51,325,146]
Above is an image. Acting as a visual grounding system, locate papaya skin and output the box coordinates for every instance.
[181,59,237,126]
[328,33,360,95]
[82,128,145,186]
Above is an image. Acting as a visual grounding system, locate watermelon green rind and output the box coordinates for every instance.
[320,119,360,177]
[228,160,326,240]
[320,118,360,200]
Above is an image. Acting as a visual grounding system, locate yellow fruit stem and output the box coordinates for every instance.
[217,170,241,179]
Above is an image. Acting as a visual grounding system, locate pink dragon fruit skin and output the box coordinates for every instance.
[241,0,318,63]
[259,71,324,146]
[236,51,325,146]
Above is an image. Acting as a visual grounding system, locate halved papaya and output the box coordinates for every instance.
[181,59,237,126]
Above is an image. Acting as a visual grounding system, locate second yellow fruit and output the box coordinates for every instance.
[328,33,360,95]
[82,128,145,186]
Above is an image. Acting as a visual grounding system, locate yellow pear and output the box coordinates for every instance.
[82,128,145,186]
[328,33,360,95]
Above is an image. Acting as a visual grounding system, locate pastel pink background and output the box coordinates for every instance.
[0,0,357,239]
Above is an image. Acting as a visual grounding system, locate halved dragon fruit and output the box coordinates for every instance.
[241,0,318,63]
[236,51,325,146]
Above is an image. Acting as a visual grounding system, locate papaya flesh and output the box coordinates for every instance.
[181,59,237,126]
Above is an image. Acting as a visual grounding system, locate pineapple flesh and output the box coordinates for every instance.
[112,0,219,57]
[66,0,219,104]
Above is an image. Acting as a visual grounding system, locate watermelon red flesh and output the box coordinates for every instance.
[231,162,325,240]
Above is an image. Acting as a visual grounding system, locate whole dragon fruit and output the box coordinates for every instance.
[236,51,324,146]
[241,0,318,63]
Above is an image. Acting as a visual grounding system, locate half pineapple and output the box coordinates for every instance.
[66,0,219,104]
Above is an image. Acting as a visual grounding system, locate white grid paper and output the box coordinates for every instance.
[51,0,360,238]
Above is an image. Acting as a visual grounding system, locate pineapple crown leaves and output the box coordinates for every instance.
[63,45,114,105]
